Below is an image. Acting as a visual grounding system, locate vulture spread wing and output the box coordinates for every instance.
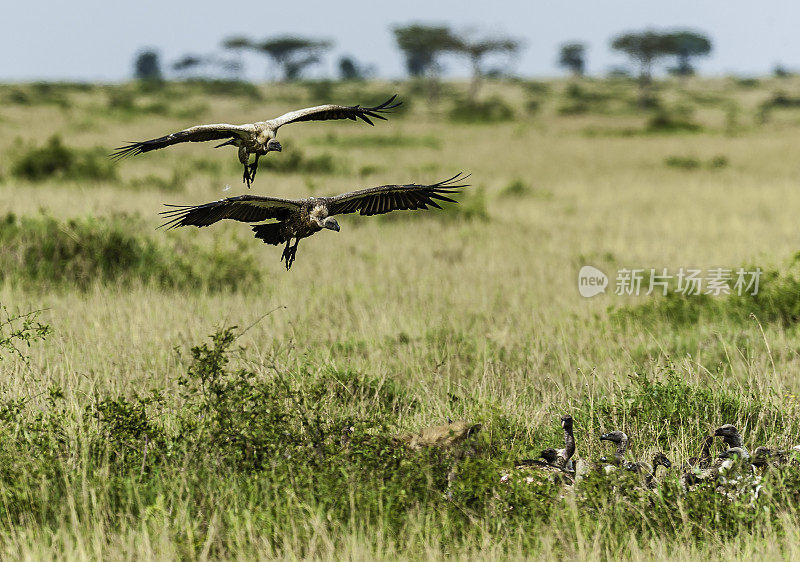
[159,195,301,229]
[268,95,401,129]
[111,124,254,159]
[325,173,469,217]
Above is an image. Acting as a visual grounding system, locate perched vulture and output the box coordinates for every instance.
[111,95,401,188]
[160,173,469,270]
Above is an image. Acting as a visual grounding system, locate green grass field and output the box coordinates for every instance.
[1,77,800,559]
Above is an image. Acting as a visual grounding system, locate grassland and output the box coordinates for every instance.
[1,76,800,559]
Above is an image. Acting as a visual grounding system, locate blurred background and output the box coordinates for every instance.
[3,0,798,83]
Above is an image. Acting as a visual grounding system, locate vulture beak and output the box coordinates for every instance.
[273,142,282,152]
[324,218,340,232]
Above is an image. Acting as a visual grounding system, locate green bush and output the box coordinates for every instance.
[499,178,532,197]
[11,135,117,182]
[448,96,514,124]
[612,253,800,328]
[763,91,800,109]
[665,155,729,170]
[312,133,440,149]
[261,149,341,174]
[0,213,260,291]
[646,111,703,133]
[664,155,701,169]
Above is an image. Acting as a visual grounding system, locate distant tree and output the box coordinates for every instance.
[338,56,372,81]
[134,49,163,82]
[774,64,792,78]
[392,24,459,78]
[611,31,673,106]
[558,42,586,77]
[172,55,206,80]
[257,36,332,81]
[453,33,522,100]
[222,35,253,80]
[663,31,712,76]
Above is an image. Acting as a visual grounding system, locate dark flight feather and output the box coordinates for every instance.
[325,172,468,217]
[269,95,401,129]
[111,124,251,160]
[159,195,301,229]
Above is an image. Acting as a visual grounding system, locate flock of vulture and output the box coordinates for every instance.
[405,417,800,500]
[112,95,468,269]
[503,415,800,495]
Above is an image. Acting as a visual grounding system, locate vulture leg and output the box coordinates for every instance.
[242,162,252,189]
[239,147,253,189]
[281,239,300,270]
[246,154,260,188]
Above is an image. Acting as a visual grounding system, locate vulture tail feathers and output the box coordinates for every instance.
[252,223,288,246]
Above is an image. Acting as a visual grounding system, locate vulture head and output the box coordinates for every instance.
[652,451,672,470]
[266,139,283,152]
[752,446,772,467]
[561,414,573,432]
[600,431,628,446]
[322,217,340,232]
[539,448,560,465]
[714,424,743,448]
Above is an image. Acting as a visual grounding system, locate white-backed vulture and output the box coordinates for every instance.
[160,173,468,270]
[112,95,401,187]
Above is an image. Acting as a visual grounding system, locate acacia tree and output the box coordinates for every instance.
[392,24,459,77]
[663,31,712,76]
[611,31,673,106]
[222,35,253,80]
[257,36,332,81]
[172,55,207,80]
[558,42,586,77]
[392,24,460,102]
[453,33,522,100]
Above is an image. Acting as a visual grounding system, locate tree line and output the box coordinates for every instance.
[134,25,713,94]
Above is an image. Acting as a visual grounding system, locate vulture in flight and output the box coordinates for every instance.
[111,95,401,188]
[160,173,469,270]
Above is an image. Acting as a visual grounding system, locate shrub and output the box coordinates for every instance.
[0,306,51,363]
[312,133,440,149]
[448,96,514,124]
[611,253,800,328]
[763,91,800,109]
[499,178,531,197]
[664,155,701,169]
[11,136,117,182]
[0,213,260,291]
[646,111,702,133]
[261,149,340,174]
[664,155,729,170]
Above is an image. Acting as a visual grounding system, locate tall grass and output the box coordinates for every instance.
[1,78,800,558]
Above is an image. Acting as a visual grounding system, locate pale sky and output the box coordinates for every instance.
[0,0,796,81]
